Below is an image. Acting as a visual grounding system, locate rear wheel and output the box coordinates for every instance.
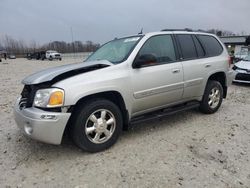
[70,99,123,152]
[200,80,223,114]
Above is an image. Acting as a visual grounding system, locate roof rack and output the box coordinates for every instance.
[161,28,193,32]
[161,28,208,33]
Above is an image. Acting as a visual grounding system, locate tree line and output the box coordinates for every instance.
[0,35,100,55]
[1,29,248,55]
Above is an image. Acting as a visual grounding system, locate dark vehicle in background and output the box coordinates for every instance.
[27,51,46,60]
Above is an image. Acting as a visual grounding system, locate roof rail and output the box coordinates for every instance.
[161,28,193,32]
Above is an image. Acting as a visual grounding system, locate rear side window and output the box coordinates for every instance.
[193,36,205,57]
[138,35,176,64]
[176,34,197,60]
[197,35,223,57]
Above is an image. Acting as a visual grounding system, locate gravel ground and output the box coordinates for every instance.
[0,58,250,188]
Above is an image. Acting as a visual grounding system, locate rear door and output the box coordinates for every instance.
[176,34,207,99]
[176,34,224,99]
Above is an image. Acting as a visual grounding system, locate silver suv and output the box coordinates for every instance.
[14,30,234,152]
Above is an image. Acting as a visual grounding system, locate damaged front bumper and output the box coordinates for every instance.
[14,97,71,145]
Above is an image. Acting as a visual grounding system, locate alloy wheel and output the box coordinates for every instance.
[85,109,116,144]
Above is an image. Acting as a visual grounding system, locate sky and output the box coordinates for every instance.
[0,0,249,45]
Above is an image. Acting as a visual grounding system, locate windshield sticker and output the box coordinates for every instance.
[124,37,140,43]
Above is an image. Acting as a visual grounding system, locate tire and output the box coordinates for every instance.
[199,80,223,114]
[70,99,123,152]
[59,58,62,61]
[49,56,53,61]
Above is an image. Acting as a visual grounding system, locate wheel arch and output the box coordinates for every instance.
[207,72,227,98]
[65,91,130,137]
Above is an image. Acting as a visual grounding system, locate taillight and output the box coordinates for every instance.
[228,56,233,67]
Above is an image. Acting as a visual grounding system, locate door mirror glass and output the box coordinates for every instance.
[133,54,157,68]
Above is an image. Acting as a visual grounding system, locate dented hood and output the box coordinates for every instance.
[22,60,113,85]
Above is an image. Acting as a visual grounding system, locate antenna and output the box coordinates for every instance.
[138,28,143,35]
[70,27,76,59]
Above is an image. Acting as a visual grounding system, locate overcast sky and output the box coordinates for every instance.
[0,0,249,45]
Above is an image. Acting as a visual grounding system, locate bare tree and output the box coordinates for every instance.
[0,34,100,56]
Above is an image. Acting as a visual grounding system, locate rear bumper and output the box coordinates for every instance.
[14,97,71,145]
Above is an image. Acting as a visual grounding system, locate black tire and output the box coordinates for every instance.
[199,80,223,114]
[70,99,123,152]
[59,58,62,61]
[49,56,53,61]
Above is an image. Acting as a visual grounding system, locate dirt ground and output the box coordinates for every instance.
[0,58,250,188]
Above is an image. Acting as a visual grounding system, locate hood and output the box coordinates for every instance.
[22,60,113,85]
[235,60,250,70]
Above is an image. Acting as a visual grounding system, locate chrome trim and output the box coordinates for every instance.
[133,82,184,99]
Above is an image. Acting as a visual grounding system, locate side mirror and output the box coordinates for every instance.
[133,54,157,68]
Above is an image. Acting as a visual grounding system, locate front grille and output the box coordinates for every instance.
[235,73,250,82]
[55,54,60,57]
[19,83,51,109]
[19,85,37,109]
[19,97,28,109]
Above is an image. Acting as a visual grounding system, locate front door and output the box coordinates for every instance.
[130,34,184,114]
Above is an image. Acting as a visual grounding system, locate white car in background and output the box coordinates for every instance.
[46,50,62,61]
[9,54,16,59]
[234,51,249,62]
[233,55,250,83]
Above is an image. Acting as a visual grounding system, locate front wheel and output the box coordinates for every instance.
[199,80,223,114]
[70,99,123,152]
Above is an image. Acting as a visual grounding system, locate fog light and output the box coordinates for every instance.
[24,123,33,135]
[40,115,57,120]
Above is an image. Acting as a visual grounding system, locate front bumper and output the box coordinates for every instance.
[233,71,250,84]
[14,97,71,145]
[53,55,61,59]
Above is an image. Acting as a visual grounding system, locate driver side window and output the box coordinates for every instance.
[138,35,177,66]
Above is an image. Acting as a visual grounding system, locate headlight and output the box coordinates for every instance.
[33,88,64,108]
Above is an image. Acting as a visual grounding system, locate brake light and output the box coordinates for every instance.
[228,56,233,67]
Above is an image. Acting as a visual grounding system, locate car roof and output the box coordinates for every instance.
[119,30,216,40]
[145,31,215,36]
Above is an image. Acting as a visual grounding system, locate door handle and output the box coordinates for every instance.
[172,69,180,73]
[205,64,211,68]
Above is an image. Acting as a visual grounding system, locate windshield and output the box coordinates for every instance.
[86,36,142,64]
[235,51,248,56]
[243,54,250,61]
[47,51,57,53]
